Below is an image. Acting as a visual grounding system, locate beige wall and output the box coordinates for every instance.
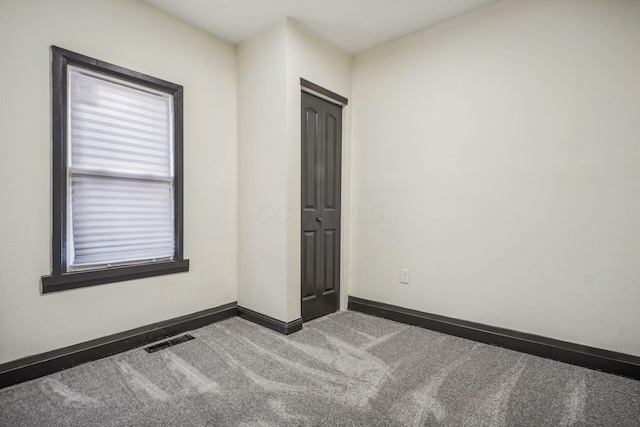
[237,19,352,322]
[237,20,289,320]
[350,0,640,356]
[285,19,352,320]
[3,0,638,365]
[0,0,238,364]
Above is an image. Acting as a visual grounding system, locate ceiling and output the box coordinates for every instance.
[145,0,501,54]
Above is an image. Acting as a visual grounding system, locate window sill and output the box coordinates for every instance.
[41,259,189,294]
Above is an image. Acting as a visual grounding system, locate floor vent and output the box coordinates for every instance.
[144,334,195,353]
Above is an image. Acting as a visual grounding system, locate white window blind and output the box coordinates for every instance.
[67,67,175,269]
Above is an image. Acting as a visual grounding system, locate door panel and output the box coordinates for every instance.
[302,106,320,210]
[323,230,335,292]
[301,231,316,299]
[325,114,336,209]
[301,91,342,322]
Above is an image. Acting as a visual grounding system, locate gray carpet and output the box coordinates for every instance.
[1,311,639,426]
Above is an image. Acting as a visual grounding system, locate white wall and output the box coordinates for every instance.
[237,19,351,322]
[7,0,634,365]
[350,0,640,356]
[237,21,289,320]
[0,0,238,364]
[285,19,352,320]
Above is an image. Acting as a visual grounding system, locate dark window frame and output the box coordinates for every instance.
[41,46,188,294]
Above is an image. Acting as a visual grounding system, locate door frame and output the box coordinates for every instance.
[299,78,349,319]
[300,78,348,107]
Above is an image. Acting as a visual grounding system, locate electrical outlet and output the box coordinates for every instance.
[400,269,409,284]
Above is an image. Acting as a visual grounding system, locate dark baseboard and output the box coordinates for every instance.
[0,302,237,390]
[237,306,303,335]
[348,296,640,381]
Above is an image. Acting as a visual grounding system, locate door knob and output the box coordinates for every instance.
[316,217,322,222]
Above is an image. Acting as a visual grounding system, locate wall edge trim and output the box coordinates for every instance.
[348,296,640,380]
[0,302,238,389]
[237,306,303,335]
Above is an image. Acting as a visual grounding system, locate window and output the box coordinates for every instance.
[42,46,188,293]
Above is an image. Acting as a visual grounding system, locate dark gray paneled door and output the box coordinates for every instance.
[301,91,342,322]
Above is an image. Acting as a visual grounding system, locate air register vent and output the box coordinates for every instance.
[144,334,195,353]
